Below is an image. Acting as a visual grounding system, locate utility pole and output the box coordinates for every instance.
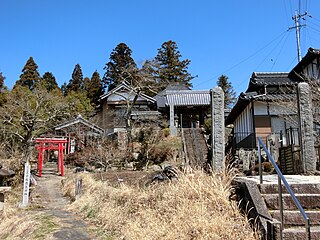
[291,11,308,62]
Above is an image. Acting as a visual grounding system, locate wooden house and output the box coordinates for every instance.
[96,82,160,134]
[54,115,104,153]
[226,48,320,151]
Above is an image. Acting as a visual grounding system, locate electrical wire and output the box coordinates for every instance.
[306,28,314,47]
[254,31,289,71]
[193,30,288,88]
[271,31,291,71]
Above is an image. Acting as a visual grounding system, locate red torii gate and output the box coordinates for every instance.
[35,138,67,177]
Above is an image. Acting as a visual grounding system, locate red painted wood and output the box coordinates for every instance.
[35,138,67,177]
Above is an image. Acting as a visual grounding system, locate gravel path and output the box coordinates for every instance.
[31,163,97,240]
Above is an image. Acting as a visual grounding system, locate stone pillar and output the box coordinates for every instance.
[211,87,225,171]
[297,82,316,173]
[169,104,177,136]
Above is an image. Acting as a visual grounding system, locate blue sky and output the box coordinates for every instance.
[1,0,320,94]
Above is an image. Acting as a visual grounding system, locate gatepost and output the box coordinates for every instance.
[297,82,316,173]
[211,87,225,172]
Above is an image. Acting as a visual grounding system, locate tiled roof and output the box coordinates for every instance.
[164,90,211,106]
[289,48,320,81]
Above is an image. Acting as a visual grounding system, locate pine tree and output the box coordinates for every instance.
[217,74,236,109]
[66,64,84,94]
[103,43,138,91]
[154,40,194,89]
[14,56,41,91]
[42,72,59,92]
[84,71,104,107]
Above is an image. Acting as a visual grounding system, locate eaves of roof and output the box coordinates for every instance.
[225,96,250,126]
[100,82,156,103]
[247,72,293,92]
[289,48,320,81]
[225,92,296,126]
[54,115,104,134]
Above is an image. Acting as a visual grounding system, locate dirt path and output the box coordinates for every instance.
[31,162,97,240]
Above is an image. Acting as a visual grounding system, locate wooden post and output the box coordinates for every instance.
[38,146,43,177]
[59,143,64,176]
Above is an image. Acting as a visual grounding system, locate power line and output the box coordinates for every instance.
[255,31,289,71]
[193,30,288,88]
[271,32,291,71]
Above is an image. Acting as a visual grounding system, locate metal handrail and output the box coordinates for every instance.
[258,137,311,240]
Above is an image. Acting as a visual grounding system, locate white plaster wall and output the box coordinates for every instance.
[234,103,254,143]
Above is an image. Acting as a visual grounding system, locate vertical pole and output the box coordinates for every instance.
[58,143,61,175]
[258,141,263,184]
[306,218,311,240]
[278,175,284,239]
[60,143,65,177]
[39,147,43,177]
[293,11,302,62]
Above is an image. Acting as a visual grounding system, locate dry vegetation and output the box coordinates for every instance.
[63,171,257,240]
[0,186,59,240]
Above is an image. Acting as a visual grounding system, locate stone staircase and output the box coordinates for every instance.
[182,128,208,168]
[259,181,320,239]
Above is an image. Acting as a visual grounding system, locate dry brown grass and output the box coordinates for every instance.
[63,171,257,240]
[0,186,59,240]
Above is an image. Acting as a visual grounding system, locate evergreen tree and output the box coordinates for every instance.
[42,72,59,92]
[103,43,138,91]
[66,64,84,94]
[217,74,236,109]
[0,72,6,106]
[84,71,104,107]
[61,82,67,96]
[138,59,162,96]
[14,56,41,91]
[154,40,194,89]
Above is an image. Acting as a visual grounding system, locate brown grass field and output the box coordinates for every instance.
[63,171,257,240]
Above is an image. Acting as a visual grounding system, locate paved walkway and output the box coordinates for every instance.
[31,162,96,240]
[236,174,320,184]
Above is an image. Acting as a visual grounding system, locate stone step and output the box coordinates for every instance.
[271,210,320,226]
[263,193,320,210]
[282,226,320,240]
[259,183,320,195]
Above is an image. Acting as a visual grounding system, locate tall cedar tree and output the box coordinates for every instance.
[14,56,41,91]
[84,71,104,107]
[217,74,236,109]
[155,40,194,89]
[139,59,162,96]
[0,72,6,106]
[42,72,59,92]
[103,43,138,91]
[66,64,84,94]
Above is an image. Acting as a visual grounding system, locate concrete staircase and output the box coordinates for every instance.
[259,180,320,239]
[234,175,320,239]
